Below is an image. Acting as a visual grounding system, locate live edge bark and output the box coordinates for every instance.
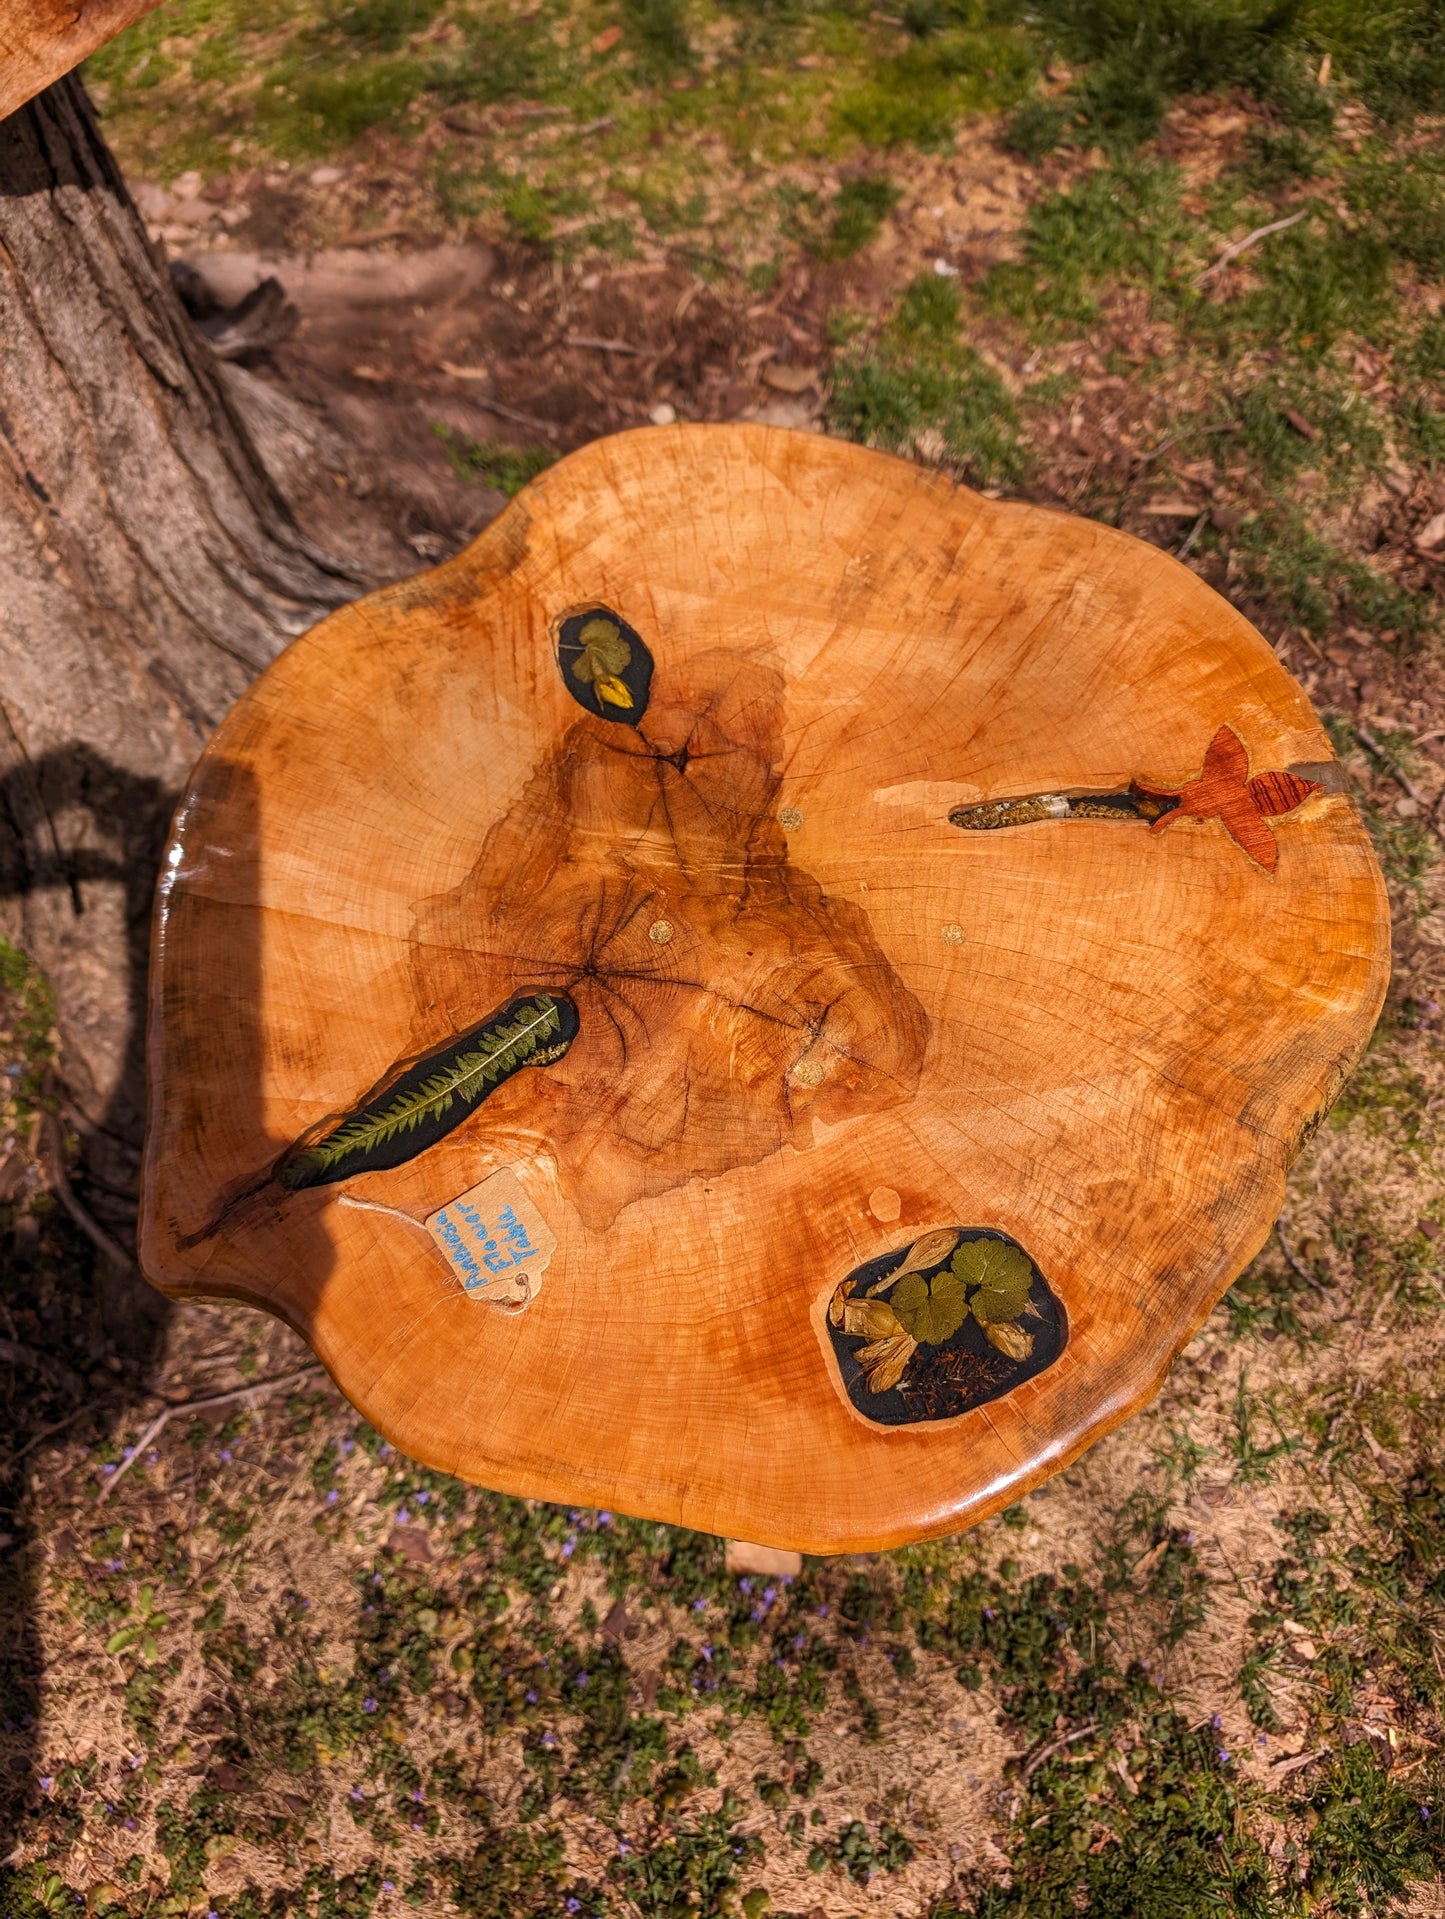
[0,74,364,1218]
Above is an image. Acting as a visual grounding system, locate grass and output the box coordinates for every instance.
[827,274,1028,484]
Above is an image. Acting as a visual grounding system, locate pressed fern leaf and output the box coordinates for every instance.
[280,992,580,1190]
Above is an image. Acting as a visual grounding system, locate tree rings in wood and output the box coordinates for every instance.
[140,424,1390,1553]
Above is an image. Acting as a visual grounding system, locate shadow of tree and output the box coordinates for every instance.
[0,744,177,1851]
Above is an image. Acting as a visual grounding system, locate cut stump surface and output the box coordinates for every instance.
[141,425,1389,1551]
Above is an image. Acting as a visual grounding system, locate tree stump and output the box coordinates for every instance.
[141,426,1389,1551]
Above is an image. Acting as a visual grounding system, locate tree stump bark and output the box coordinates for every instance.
[0,74,365,1217]
[141,425,1389,1550]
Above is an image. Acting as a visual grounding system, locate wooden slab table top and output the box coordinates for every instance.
[140,424,1389,1553]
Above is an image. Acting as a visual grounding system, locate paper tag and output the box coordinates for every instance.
[425,1169,556,1306]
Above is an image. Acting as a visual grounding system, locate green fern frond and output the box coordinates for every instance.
[290,996,562,1181]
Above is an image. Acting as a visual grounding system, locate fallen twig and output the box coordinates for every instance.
[98,1364,325,1501]
[1024,1719,1097,1779]
[38,1100,138,1276]
[470,395,562,439]
[1196,207,1310,286]
[4,1392,121,1471]
[1356,723,1429,807]
[1276,1220,1327,1293]
[331,224,414,249]
[564,333,646,356]
[1176,509,1209,560]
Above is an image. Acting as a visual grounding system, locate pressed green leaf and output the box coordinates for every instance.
[106,1625,138,1654]
[142,1632,160,1664]
[576,617,631,678]
[892,1268,968,1345]
[953,1238,1033,1323]
[891,1272,929,1326]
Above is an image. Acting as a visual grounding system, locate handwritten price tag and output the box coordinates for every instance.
[426,1168,556,1307]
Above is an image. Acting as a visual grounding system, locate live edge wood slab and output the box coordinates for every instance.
[140,424,1389,1553]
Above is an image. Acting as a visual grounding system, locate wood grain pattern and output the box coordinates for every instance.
[0,1,163,122]
[140,425,1389,1551]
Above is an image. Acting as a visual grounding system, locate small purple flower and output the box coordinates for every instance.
[108,1558,123,1572]
[1422,1805,1433,1822]
[561,1538,576,1559]
[762,1585,777,1603]
[363,1697,378,1713]
[692,1598,706,1612]
[541,1732,557,1749]
[327,1490,339,1505]
[220,1449,232,1464]
[700,1644,712,1663]
[1217,1748,1230,1764]
[123,1817,137,1830]
[750,1607,764,1621]
[39,1776,53,1792]
[379,1441,391,1456]
[617,1839,630,1856]
[342,1437,355,1454]
[598,1511,613,1526]
[1211,1713,1222,1731]
[574,1672,589,1689]
[351,1786,364,1801]
[396,1508,410,1524]
[817,1604,829,1617]
[102,1463,117,1476]
[416,1490,430,1505]
[739,1578,753,1594]
[411,1788,424,1802]
[382,1880,394,1892]
[122,1447,135,1462]
[525,1688,538,1704]
[566,1901,581,1914]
